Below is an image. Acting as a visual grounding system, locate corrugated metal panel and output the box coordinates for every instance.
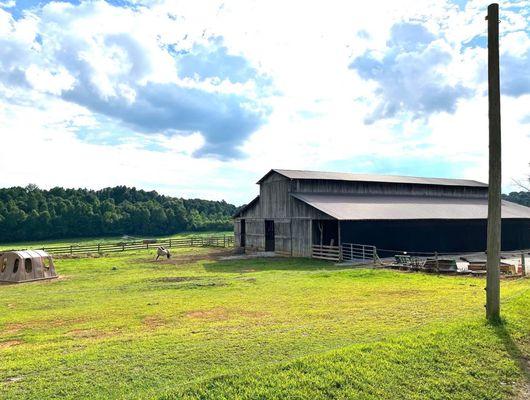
[291,193,530,220]
[258,169,487,188]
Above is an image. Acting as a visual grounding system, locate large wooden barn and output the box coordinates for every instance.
[233,169,530,258]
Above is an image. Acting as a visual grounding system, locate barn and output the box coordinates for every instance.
[233,169,530,258]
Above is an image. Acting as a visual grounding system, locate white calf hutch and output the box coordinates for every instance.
[0,250,57,283]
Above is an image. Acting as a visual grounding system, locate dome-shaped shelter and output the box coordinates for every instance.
[0,250,57,283]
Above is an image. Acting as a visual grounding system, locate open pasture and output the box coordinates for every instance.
[1,245,529,399]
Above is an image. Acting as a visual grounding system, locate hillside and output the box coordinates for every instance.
[0,185,237,243]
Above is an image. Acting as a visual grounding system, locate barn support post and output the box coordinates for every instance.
[486,3,502,323]
[338,220,342,261]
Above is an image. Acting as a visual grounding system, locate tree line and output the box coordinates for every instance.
[502,191,530,207]
[0,185,238,243]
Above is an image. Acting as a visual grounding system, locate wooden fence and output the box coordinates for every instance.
[23,235,234,255]
[312,244,341,261]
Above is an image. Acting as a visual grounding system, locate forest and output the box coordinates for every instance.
[502,190,530,207]
[0,185,238,243]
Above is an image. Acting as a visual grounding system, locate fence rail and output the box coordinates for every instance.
[13,235,234,255]
[312,244,341,261]
[341,243,378,263]
[312,243,380,263]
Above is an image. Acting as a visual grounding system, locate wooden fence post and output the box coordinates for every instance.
[169,239,172,248]
[70,245,73,255]
[522,252,526,276]
[435,251,439,273]
[97,243,100,253]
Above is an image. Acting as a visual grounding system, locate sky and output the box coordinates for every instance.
[0,0,529,205]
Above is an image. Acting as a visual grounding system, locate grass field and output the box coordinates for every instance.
[1,245,529,399]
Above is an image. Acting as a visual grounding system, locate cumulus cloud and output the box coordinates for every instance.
[0,1,270,159]
[349,22,473,123]
[175,36,259,84]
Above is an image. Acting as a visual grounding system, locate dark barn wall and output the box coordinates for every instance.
[340,219,530,255]
[312,220,339,246]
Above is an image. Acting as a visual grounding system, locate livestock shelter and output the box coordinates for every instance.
[0,250,57,283]
[233,169,530,258]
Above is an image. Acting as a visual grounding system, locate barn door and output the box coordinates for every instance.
[265,220,275,252]
[240,219,246,247]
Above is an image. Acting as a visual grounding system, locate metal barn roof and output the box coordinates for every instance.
[291,193,530,220]
[258,169,488,188]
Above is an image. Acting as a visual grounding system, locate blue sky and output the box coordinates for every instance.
[0,0,529,204]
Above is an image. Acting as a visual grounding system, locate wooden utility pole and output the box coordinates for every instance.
[486,3,502,323]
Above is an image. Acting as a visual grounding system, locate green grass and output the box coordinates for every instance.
[0,248,529,399]
[0,231,233,251]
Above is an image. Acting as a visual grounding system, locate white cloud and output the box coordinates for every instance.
[0,0,529,204]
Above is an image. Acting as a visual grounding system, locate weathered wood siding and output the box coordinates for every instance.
[294,180,487,199]
[291,219,312,257]
[290,196,332,219]
[274,219,292,255]
[234,219,241,247]
[245,218,265,251]
[259,174,291,218]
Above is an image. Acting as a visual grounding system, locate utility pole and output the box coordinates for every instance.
[485,3,502,323]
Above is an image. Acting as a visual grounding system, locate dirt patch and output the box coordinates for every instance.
[3,323,26,334]
[66,329,110,339]
[0,339,23,350]
[151,276,227,289]
[154,276,197,283]
[379,289,426,296]
[54,253,104,259]
[146,248,235,266]
[4,317,90,334]
[515,358,530,400]
[3,376,23,384]
[186,308,230,321]
[142,316,166,330]
[185,307,269,322]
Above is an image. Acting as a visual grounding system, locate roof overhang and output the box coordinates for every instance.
[291,193,530,220]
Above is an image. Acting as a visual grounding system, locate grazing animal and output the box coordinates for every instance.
[156,246,171,260]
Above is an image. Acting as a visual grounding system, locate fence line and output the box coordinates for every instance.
[11,235,234,255]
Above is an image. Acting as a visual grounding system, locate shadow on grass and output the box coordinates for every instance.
[493,321,530,390]
[203,257,343,273]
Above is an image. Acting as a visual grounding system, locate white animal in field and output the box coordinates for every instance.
[156,246,171,260]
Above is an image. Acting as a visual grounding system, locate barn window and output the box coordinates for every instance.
[13,258,19,274]
[1,258,7,273]
[24,258,33,273]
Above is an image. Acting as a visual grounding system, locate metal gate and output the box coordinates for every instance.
[341,243,378,263]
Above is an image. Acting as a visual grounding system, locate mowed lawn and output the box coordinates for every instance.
[1,248,529,399]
